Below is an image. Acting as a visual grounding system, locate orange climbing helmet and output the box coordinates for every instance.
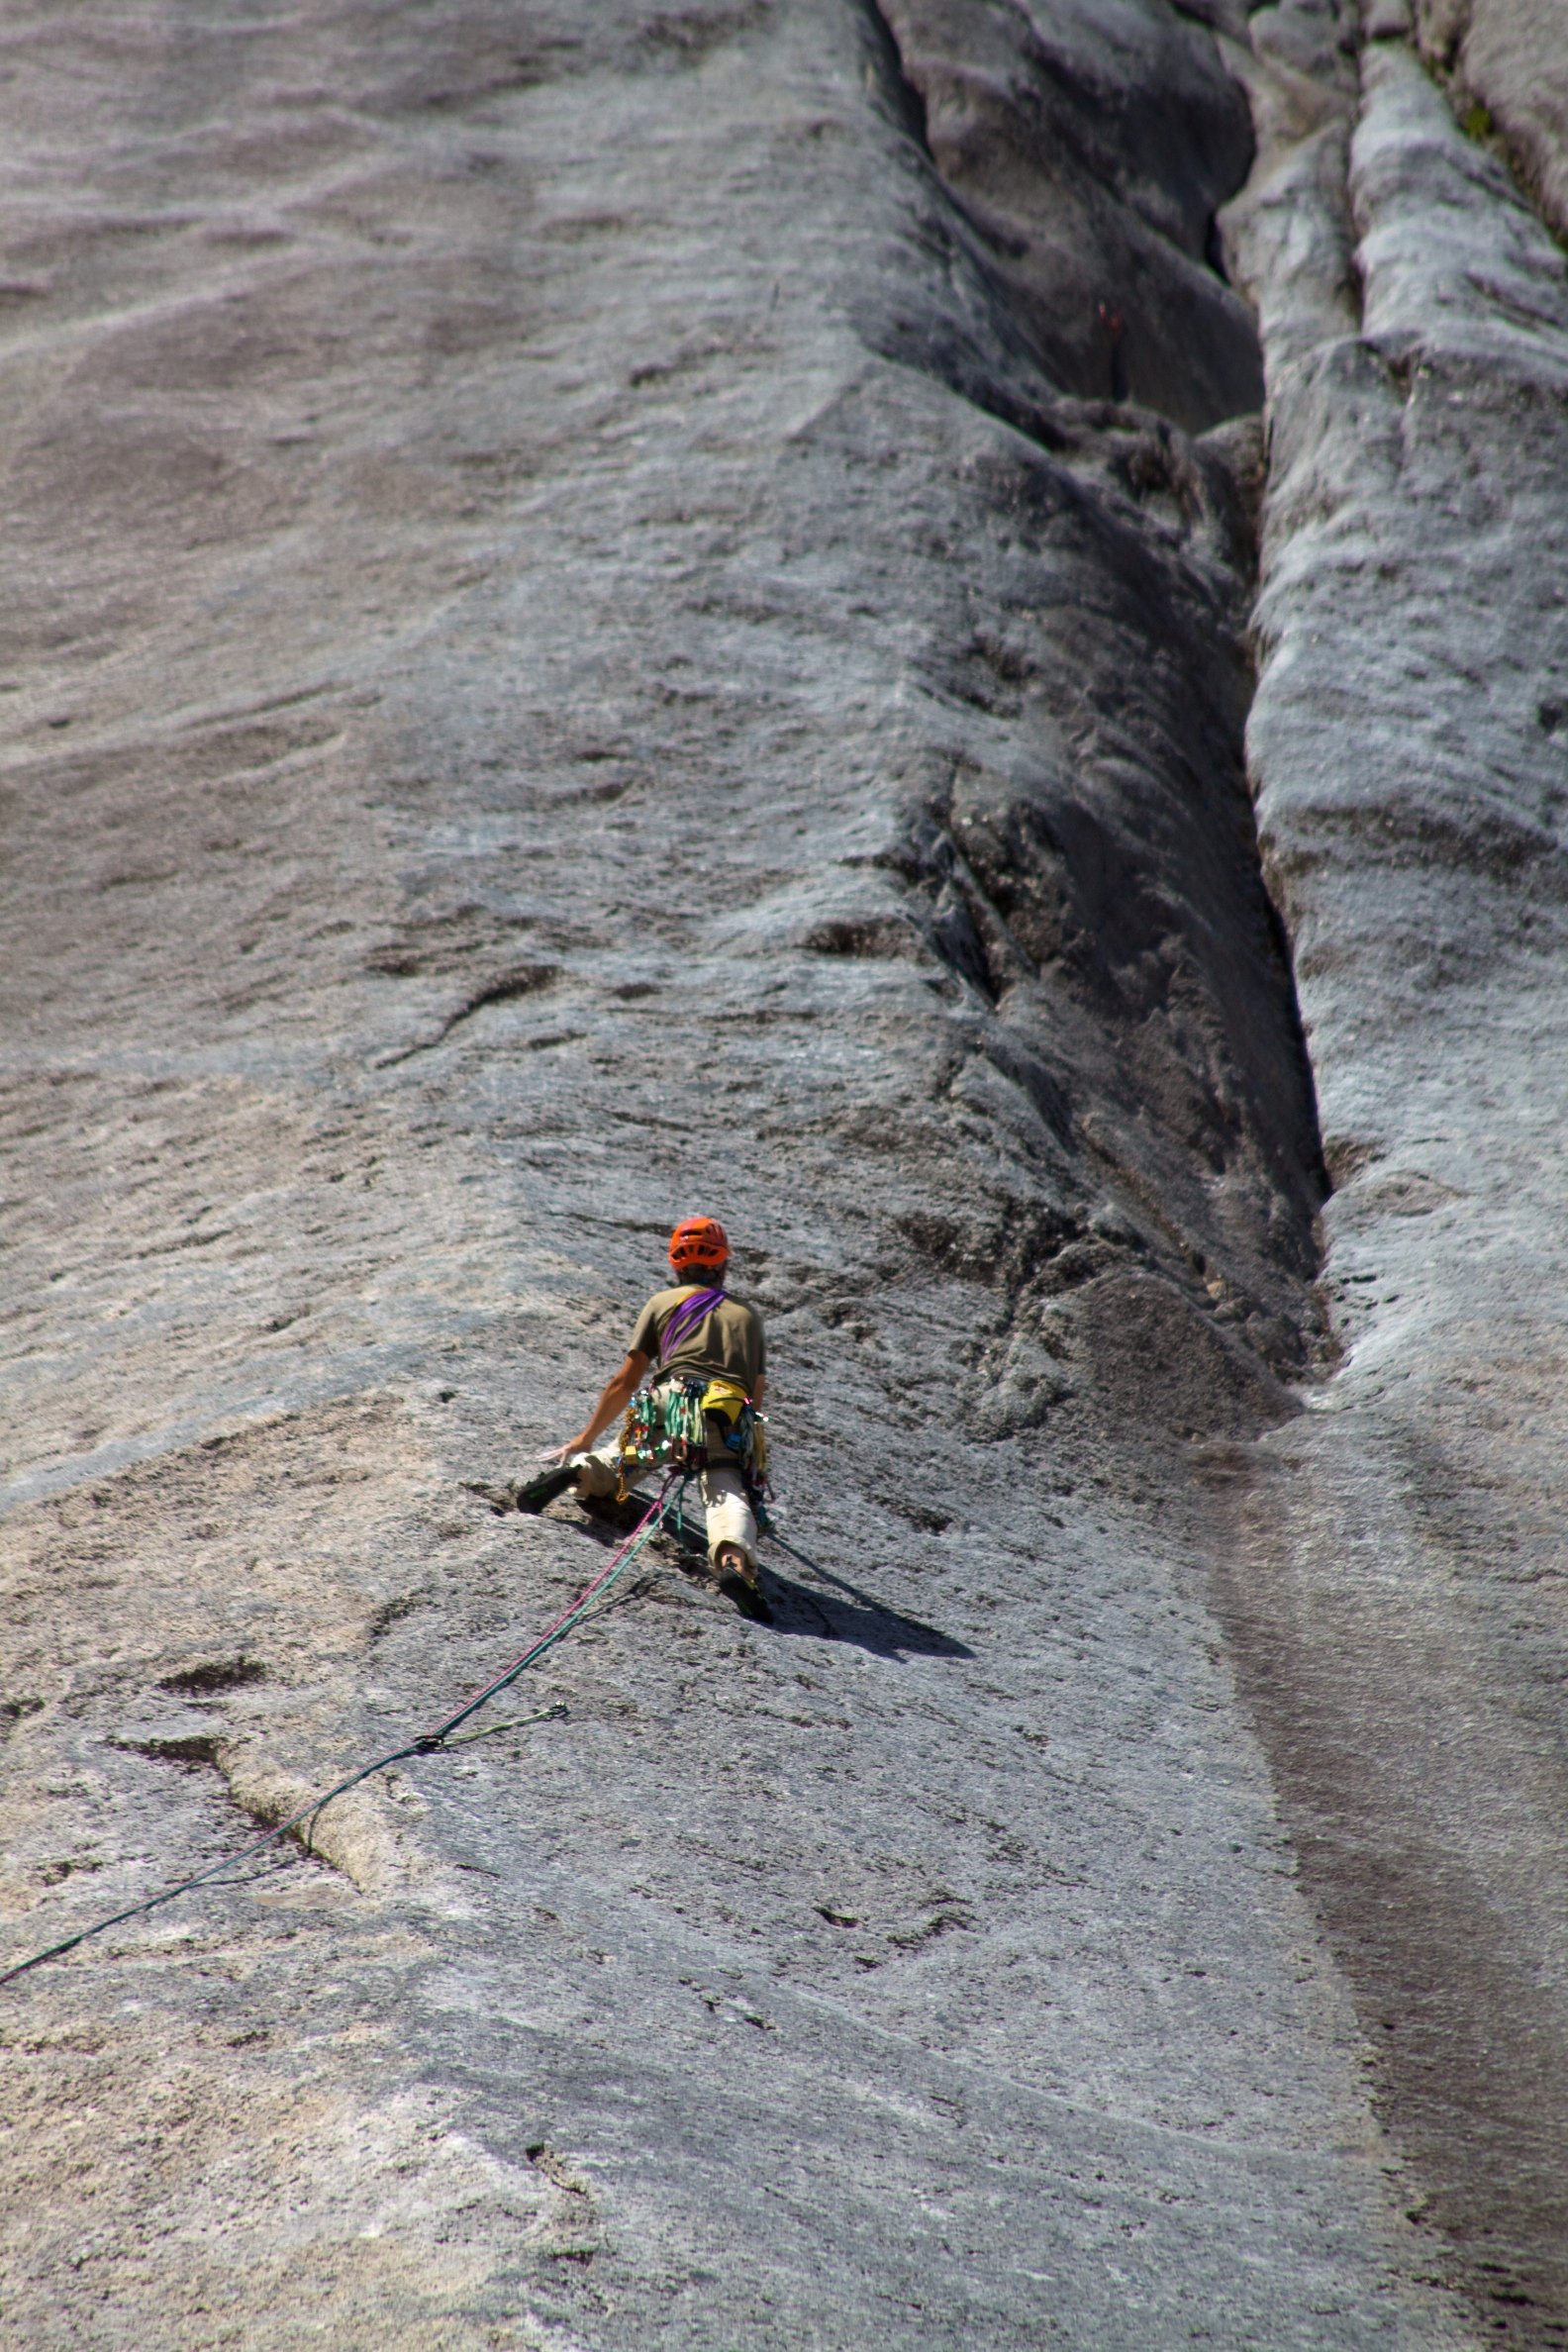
[669,1215,729,1272]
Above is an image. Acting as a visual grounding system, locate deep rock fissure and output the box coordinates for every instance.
[871,0,1568,2336]
[14,0,1554,2339]
[868,0,1268,427]
[857,0,1330,1414]
[1213,1,1568,2338]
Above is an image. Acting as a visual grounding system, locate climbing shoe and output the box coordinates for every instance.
[516,1462,580,1515]
[715,1545,772,1624]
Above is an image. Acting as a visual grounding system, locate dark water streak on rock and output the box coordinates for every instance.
[5,0,1551,2342]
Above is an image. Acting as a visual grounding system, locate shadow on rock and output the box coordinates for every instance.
[537,1493,973,1658]
[760,1533,974,1661]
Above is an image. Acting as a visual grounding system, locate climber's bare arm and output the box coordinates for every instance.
[563,1350,650,1457]
[754,1372,766,1409]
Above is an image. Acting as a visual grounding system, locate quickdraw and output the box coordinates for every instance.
[616,1374,771,1525]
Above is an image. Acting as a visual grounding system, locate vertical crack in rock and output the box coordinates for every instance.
[0,0,1505,2344]
[868,0,1267,426]
[858,0,1330,1418]
[1221,0,1568,2337]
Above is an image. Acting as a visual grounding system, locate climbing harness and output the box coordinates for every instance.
[608,1276,771,1522]
[615,1374,770,1525]
[0,1473,683,1990]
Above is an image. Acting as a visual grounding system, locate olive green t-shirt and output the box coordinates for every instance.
[629,1285,765,1394]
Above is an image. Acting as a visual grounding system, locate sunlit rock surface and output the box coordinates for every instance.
[1,0,1564,2343]
[1222,3,1568,2334]
[1413,0,1568,241]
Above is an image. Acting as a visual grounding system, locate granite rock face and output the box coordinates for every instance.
[0,0,1563,2344]
[875,0,1268,428]
[1223,1,1568,2336]
[1413,0,1568,241]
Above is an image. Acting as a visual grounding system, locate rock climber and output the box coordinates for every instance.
[531,1216,771,1621]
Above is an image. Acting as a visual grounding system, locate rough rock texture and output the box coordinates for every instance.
[1222,0,1568,2337]
[1412,0,1568,243]
[0,0,1562,2343]
[873,0,1268,429]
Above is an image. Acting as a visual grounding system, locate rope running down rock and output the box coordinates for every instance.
[0,1474,681,1989]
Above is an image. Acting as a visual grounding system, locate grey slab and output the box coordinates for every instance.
[1225,5,1568,2336]
[0,0,1501,2345]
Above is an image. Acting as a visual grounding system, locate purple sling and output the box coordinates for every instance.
[655,1284,727,1372]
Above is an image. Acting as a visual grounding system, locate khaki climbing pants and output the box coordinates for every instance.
[575,1444,757,1572]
